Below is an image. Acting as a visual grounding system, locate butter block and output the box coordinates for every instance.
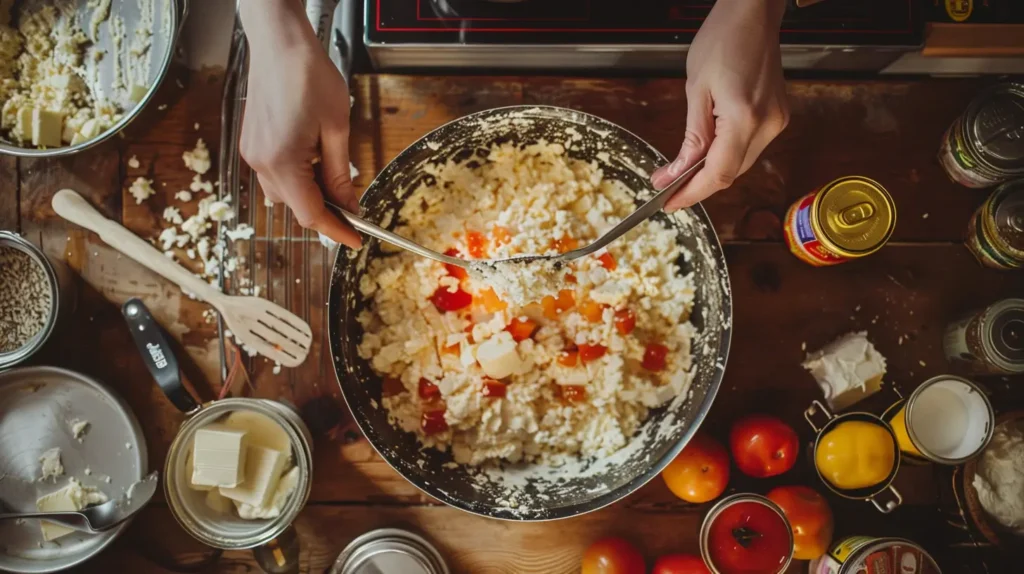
[222,410,292,454]
[235,465,300,520]
[15,107,33,142]
[36,478,108,541]
[475,331,526,379]
[31,109,64,147]
[802,331,886,411]
[219,446,287,508]
[191,424,248,488]
[204,488,233,514]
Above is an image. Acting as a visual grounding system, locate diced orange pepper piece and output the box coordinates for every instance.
[443,248,468,281]
[551,236,579,254]
[557,350,579,367]
[505,317,538,342]
[541,289,576,320]
[614,308,636,335]
[565,273,577,284]
[597,252,617,271]
[492,225,513,247]
[479,288,508,312]
[442,342,460,355]
[578,343,607,362]
[558,385,587,403]
[466,230,488,258]
[580,300,606,323]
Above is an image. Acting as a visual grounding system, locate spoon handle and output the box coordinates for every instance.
[325,203,464,267]
[562,157,706,261]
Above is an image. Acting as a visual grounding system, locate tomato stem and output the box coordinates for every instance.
[732,526,762,549]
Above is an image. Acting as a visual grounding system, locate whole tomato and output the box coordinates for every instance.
[767,485,835,560]
[730,415,799,478]
[661,433,730,503]
[581,537,646,574]
[652,554,712,574]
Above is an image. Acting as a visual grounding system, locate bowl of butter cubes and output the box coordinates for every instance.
[0,0,183,156]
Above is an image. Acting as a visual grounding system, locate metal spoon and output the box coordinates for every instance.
[329,157,705,270]
[0,472,159,534]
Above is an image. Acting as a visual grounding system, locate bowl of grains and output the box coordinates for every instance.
[0,231,74,368]
[0,0,184,157]
[328,106,733,520]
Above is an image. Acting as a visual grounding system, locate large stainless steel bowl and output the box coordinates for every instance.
[329,105,732,520]
[0,0,186,157]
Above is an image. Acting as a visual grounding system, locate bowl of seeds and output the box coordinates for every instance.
[0,231,75,368]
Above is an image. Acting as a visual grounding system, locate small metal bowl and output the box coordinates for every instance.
[0,0,187,157]
[0,231,77,369]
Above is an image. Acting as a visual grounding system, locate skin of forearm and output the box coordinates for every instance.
[239,0,315,55]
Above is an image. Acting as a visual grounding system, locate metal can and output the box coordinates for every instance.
[783,176,896,266]
[0,231,78,369]
[700,493,794,574]
[808,536,941,574]
[330,528,450,574]
[965,179,1024,269]
[938,83,1024,189]
[943,298,1024,375]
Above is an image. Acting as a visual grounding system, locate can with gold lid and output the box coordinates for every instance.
[783,176,897,266]
[965,179,1024,269]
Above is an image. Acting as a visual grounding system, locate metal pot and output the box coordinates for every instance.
[328,105,732,520]
[0,0,188,157]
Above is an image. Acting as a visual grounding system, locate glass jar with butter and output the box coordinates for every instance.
[121,299,313,562]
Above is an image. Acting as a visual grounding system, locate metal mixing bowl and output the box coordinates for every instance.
[329,106,732,521]
[0,0,186,157]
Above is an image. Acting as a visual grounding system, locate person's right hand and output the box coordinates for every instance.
[238,0,361,249]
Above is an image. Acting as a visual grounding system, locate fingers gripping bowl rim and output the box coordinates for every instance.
[328,105,733,521]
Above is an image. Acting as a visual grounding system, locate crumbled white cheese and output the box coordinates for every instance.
[190,174,213,194]
[182,138,211,174]
[162,206,183,225]
[38,447,63,481]
[208,200,234,222]
[174,190,192,202]
[68,418,89,439]
[974,419,1024,535]
[225,224,255,242]
[127,154,140,169]
[128,176,155,204]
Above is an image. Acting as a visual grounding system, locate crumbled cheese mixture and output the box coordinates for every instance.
[182,138,211,175]
[357,142,697,466]
[468,259,566,307]
[0,1,123,147]
[128,176,155,204]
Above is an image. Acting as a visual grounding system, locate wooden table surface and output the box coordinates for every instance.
[2,70,1022,573]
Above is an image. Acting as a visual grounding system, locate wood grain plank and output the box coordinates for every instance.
[0,155,17,231]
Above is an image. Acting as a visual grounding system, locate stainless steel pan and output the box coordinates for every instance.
[328,105,732,521]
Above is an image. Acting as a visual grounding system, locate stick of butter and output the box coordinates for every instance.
[31,109,64,148]
[36,478,108,541]
[802,331,886,412]
[219,446,287,508]
[191,424,248,488]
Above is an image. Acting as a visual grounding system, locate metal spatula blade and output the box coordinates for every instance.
[51,189,312,368]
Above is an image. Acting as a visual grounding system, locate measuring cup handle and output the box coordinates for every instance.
[252,524,301,574]
[804,399,834,433]
[870,484,903,514]
[122,298,199,414]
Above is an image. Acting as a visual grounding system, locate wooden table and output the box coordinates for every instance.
[2,71,1022,573]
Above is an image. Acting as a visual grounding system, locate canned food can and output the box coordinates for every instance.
[0,231,77,369]
[943,298,1024,375]
[884,376,994,465]
[783,176,896,266]
[700,493,794,574]
[808,536,941,574]
[939,83,1024,189]
[330,528,450,574]
[965,179,1024,269]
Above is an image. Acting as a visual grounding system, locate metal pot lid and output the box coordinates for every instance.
[967,83,1024,172]
[330,529,449,574]
[990,306,1024,364]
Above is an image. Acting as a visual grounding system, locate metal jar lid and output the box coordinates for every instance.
[815,176,896,255]
[985,180,1024,256]
[965,83,1024,174]
[330,529,450,574]
[985,299,1024,367]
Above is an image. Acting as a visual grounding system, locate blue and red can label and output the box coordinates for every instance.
[783,191,847,267]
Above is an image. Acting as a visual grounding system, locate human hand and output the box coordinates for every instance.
[238,0,361,249]
[651,0,789,211]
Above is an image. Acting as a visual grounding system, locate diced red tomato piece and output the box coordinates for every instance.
[481,378,507,398]
[506,317,538,342]
[558,385,587,403]
[614,308,636,335]
[431,286,472,312]
[551,236,579,254]
[443,248,468,281]
[557,350,579,367]
[382,377,405,397]
[492,226,513,247]
[580,300,606,323]
[479,288,508,313]
[418,378,441,400]
[578,343,607,362]
[642,343,669,371]
[421,409,448,435]
[466,231,488,258]
[597,252,617,271]
[565,273,577,284]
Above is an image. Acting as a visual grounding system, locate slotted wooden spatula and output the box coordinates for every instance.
[52,189,312,367]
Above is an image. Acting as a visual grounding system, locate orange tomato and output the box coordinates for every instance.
[614,308,636,335]
[552,235,579,254]
[580,300,607,323]
[557,349,579,367]
[661,433,730,503]
[479,287,508,312]
[466,230,488,258]
[492,225,513,246]
[766,486,834,560]
[578,343,607,362]
[581,538,645,574]
[505,317,538,342]
[597,252,617,271]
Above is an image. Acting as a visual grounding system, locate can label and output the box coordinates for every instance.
[808,535,878,574]
[938,120,1006,189]
[965,207,1020,270]
[808,537,941,574]
[784,192,847,267]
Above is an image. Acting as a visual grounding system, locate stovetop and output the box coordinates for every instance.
[368,0,923,46]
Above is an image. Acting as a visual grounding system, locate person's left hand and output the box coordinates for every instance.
[651,0,789,211]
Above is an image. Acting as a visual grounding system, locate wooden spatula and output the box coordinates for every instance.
[52,189,312,368]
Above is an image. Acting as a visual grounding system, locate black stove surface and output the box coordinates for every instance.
[368,0,923,46]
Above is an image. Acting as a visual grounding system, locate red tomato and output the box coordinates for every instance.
[418,378,440,400]
[581,538,645,574]
[443,248,468,281]
[481,378,507,398]
[420,409,448,435]
[706,499,792,574]
[661,433,730,503]
[614,308,636,335]
[579,343,607,362]
[597,252,617,271]
[505,317,538,342]
[558,384,588,403]
[730,415,800,478]
[652,554,711,574]
[430,286,472,312]
[642,343,669,371]
[466,230,488,258]
[766,486,834,560]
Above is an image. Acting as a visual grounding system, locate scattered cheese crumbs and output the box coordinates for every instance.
[128,176,155,204]
[190,174,213,194]
[272,362,281,375]
[225,224,255,242]
[182,138,211,175]
[174,190,192,202]
[922,213,929,219]
[919,360,927,367]
[157,103,167,110]
[208,200,234,222]
[801,342,807,351]
[162,206,183,225]
[69,418,90,439]
[127,155,140,169]
[193,122,199,131]
[38,448,63,482]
